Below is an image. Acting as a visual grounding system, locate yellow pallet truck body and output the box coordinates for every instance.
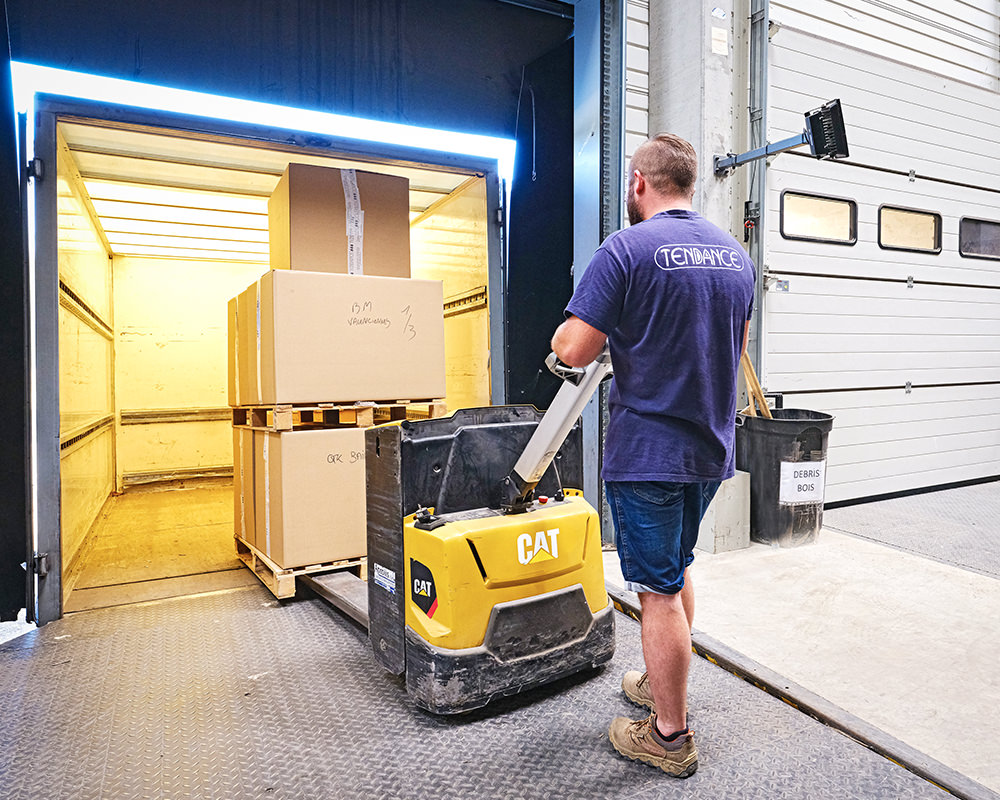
[365,350,616,713]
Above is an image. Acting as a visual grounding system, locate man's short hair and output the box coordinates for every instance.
[630,133,698,198]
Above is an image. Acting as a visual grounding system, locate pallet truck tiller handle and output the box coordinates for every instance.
[499,345,613,513]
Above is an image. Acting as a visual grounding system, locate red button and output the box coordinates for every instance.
[538,496,548,504]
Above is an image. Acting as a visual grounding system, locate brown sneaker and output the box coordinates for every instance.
[622,670,654,710]
[608,713,698,778]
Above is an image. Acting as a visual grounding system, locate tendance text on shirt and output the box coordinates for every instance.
[654,244,746,271]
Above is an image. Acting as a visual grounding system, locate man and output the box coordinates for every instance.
[551,133,754,777]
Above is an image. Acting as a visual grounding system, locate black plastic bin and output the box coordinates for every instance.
[735,408,834,547]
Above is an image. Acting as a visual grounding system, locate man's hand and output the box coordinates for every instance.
[551,315,608,367]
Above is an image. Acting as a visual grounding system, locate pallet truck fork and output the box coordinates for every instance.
[304,349,615,714]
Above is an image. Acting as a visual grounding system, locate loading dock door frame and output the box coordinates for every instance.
[0,7,32,623]
[27,93,508,624]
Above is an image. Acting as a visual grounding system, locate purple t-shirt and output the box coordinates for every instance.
[566,209,755,482]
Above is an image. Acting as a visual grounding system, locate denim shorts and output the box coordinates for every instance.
[605,480,721,595]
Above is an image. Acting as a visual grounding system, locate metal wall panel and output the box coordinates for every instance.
[57,150,114,584]
[768,30,1000,187]
[59,428,113,574]
[410,179,492,411]
[770,0,1000,89]
[762,24,1000,501]
[111,256,265,485]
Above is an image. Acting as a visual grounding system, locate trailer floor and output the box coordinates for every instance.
[1,584,945,799]
[64,482,254,613]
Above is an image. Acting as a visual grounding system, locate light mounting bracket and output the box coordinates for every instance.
[715,99,849,175]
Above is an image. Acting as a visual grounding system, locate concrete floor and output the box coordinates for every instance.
[606,481,1000,795]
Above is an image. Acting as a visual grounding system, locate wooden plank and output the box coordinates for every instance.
[741,352,772,419]
[232,400,447,431]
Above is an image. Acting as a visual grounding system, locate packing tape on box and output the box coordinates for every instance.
[255,279,263,403]
[263,433,271,557]
[341,168,365,275]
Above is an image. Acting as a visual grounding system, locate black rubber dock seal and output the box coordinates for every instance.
[606,585,998,800]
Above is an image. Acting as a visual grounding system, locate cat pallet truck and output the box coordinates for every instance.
[304,350,615,714]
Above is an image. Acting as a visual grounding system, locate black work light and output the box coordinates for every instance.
[804,99,849,160]
[714,99,850,174]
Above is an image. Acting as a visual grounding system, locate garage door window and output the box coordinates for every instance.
[879,206,941,253]
[780,191,856,245]
[959,218,1000,260]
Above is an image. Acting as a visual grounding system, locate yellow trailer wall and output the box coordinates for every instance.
[112,257,266,486]
[411,178,491,411]
[57,151,114,573]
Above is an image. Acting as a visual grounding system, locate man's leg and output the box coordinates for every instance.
[679,567,694,631]
[638,590,690,736]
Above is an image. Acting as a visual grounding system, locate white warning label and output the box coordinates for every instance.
[373,562,395,594]
[779,460,826,505]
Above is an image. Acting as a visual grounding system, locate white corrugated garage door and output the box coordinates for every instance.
[762,6,1000,503]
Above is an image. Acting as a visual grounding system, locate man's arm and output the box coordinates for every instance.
[741,320,750,358]
[551,315,608,367]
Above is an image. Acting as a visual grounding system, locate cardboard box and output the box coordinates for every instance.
[227,298,238,407]
[233,427,256,547]
[229,270,446,405]
[269,163,411,278]
[252,428,367,569]
[228,292,259,407]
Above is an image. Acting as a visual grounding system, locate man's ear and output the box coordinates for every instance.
[632,170,645,194]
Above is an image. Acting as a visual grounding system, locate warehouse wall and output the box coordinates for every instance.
[0,8,26,620]
[113,257,266,487]
[769,0,999,90]
[7,0,573,139]
[762,8,1000,501]
[57,149,114,573]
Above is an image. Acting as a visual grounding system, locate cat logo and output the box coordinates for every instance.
[410,559,438,618]
[517,528,560,565]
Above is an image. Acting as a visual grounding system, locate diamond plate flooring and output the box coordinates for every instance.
[0,585,945,799]
[824,481,1000,579]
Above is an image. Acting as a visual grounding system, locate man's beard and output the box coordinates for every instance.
[626,184,643,226]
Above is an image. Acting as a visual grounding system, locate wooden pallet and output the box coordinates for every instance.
[235,536,364,599]
[232,399,446,432]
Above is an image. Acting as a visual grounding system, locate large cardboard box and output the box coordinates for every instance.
[269,163,411,278]
[228,270,446,405]
[252,428,367,569]
[227,294,259,407]
[227,298,239,407]
[232,427,256,547]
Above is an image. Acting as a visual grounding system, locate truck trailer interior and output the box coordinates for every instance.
[54,114,496,614]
